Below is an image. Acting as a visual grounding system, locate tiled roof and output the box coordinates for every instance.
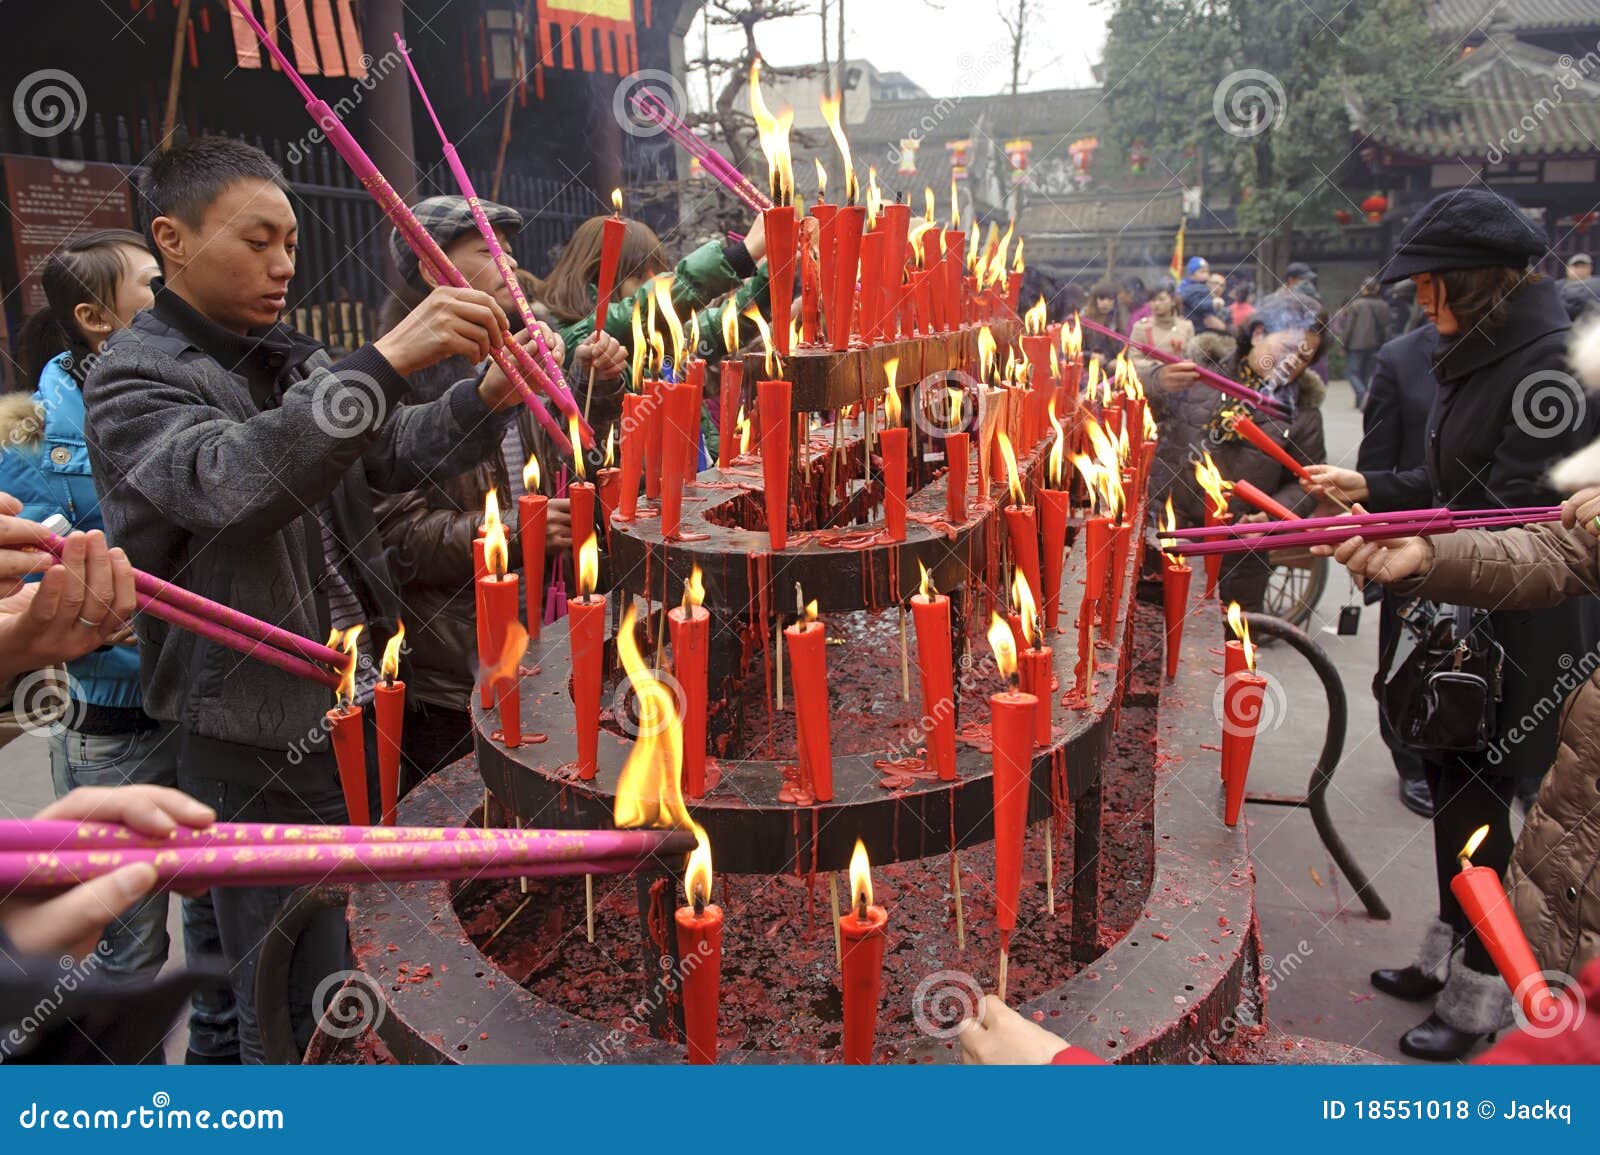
[1362,34,1600,158]
[1430,0,1600,39]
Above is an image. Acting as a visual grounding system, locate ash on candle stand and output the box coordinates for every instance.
[838,838,887,1064]
[374,623,406,826]
[674,829,723,1065]
[1220,604,1266,827]
[325,626,370,826]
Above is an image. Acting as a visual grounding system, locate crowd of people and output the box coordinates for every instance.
[0,135,1595,1067]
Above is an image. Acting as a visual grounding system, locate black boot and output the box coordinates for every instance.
[1398,1013,1487,1061]
[1372,918,1453,1001]
[1399,775,1434,818]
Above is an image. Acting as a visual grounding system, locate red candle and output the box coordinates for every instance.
[670,567,710,798]
[596,467,620,548]
[910,566,957,782]
[1219,606,1261,826]
[1230,479,1300,522]
[879,361,907,542]
[716,356,743,470]
[1021,334,1053,448]
[374,625,406,825]
[800,212,821,346]
[1102,518,1132,642]
[758,378,791,552]
[593,197,626,339]
[912,268,935,336]
[784,600,833,802]
[1451,827,1557,1027]
[643,378,664,501]
[568,536,605,780]
[855,229,886,350]
[942,230,965,327]
[813,201,840,340]
[1038,487,1069,633]
[986,614,1035,945]
[764,204,797,356]
[879,202,911,342]
[682,357,706,483]
[945,432,970,522]
[518,462,548,638]
[659,380,695,539]
[1083,514,1113,609]
[839,838,888,1065]
[328,704,369,827]
[829,204,867,351]
[473,496,503,710]
[618,393,645,520]
[1018,631,1053,746]
[1202,507,1231,599]
[1233,415,1312,484]
[476,521,522,748]
[1006,269,1024,313]
[675,835,723,1065]
[1162,561,1192,681]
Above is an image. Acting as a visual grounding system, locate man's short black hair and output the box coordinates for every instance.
[137,135,289,249]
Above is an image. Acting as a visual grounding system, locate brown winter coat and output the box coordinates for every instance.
[1401,520,1600,977]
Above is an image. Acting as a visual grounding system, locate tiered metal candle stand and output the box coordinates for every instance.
[317,323,1319,1065]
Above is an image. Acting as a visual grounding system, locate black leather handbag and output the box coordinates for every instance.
[1379,603,1503,754]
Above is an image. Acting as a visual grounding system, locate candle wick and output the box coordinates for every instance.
[856,893,867,921]
[693,892,705,918]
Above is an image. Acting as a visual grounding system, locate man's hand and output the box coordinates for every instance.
[742,212,767,264]
[1312,504,1433,588]
[957,996,1066,1065]
[1561,485,1600,538]
[0,530,138,682]
[375,286,509,378]
[574,330,628,380]
[544,498,572,551]
[1301,463,1369,505]
[1156,361,1199,390]
[479,323,558,412]
[1,785,216,959]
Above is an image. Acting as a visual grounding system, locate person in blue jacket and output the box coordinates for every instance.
[4,229,237,1063]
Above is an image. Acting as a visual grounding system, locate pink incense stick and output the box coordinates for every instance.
[395,35,586,436]
[1079,317,1290,419]
[1168,510,1560,558]
[225,0,578,456]
[43,533,345,672]
[631,91,772,212]
[134,588,341,689]
[0,819,692,855]
[1164,505,1558,540]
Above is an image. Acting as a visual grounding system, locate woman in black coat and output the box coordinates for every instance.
[1307,189,1600,1060]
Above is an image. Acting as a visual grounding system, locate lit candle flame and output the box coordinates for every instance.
[924,186,936,224]
[998,429,1023,506]
[484,516,509,577]
[1195,452,1229,519]
[603,427,616,468]
[814,157,828,200]
[652,275,684,371]
[849,837,873,913]
[1460,825,1489,863]
[578,532,599,597]
[612,604,692,831]
[334,624,363,708]
[1227,601,1255,671]
[883,358,900,425]
[570,413,585,479]
[948,386,963,432]
[1048,396,1065,488]
[630,297,646,386]
[987,611,1018,683]
[990,219,1014,286]
[743,304,779,377]
[819,93,856,204]
[685,829,713,910]
[866,165,882,222]
[1161,496,1181,566]
[737,404,751,455]
[803,597,819,627]
[611,187,624,215]
[380,619,405,683]
[689,309,701,359]
[720,300,739,355]
[1083,415,1123,520]
[483,490,502,539]
[523,452,541,493]
[948,173,959,229]
[967,227,983,275]
[918,559,936,600]
[749,60,794,203]
[1013,236,1025,274]
[1064,313,1083,358]
[1143,401,1159,442]
[1013,569,1037,650]
[1024,294,1048,335]
[1085,356,1101,400]
[683,563,705,612]
[978,325,997,384]
[1072,453,1100,514]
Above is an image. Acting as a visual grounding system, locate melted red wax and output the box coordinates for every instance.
[491,730,549,747]
[875,754,937,790]
[776,763,815,806]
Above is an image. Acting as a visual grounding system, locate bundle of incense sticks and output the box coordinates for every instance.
[1077,317,1290,420]
[0,819,696,896]
[224,0,584,455]
[630,91,773,213]
[1163,506,1562,558]
[41,530,342,688]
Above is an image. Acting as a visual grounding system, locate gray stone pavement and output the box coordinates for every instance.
[0,381,1463,1063]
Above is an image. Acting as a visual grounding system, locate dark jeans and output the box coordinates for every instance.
[49,722,238,1061]
[399,700,474,797]
[178,732,353,1064]
[1346,347,1379,405]
[1375,594,1427,783]
[1425,754,1516,975]
[1219,549,1273,613]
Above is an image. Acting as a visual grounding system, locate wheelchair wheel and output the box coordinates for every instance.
[1263,547,1329,629]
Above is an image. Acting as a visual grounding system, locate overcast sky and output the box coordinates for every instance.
[696,0,1108,100]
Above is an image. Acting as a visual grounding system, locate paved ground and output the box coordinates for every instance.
[0,380,1464,1063]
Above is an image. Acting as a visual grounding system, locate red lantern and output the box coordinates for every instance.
[1361,193,1389,223]
[1333,209,1353,227]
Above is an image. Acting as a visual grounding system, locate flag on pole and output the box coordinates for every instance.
[1168,218,1185,285]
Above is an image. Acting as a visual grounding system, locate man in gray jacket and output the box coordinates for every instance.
[82,136,535,1062]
